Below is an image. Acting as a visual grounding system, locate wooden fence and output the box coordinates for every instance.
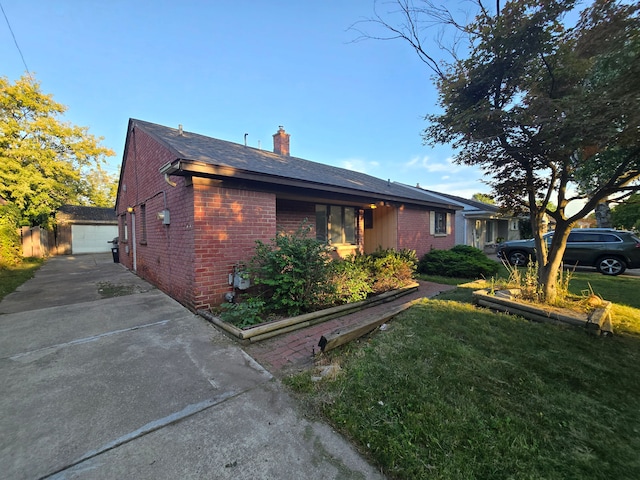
[20,226,50,258]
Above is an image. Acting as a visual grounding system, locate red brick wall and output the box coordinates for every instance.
[116,127,196,308]
[397,207,455,258]
[191,180,276,310]
[276,199,315,234]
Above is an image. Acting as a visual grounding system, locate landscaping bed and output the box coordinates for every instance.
[472,288,613,335]
[198,281,419,343]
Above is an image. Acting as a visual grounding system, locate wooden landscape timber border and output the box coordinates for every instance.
[472,289,613,335]
[318,298,422,353]
[197,282,419,344]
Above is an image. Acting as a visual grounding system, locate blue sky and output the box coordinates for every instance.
[1,1,490,198]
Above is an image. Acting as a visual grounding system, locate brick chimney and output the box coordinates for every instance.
[273,126,290,156]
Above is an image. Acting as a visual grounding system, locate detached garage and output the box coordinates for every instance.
[55,205,117,255]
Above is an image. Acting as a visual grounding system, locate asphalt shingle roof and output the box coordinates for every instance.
[131,119,459,209]
[58,205,117,222]
[416,188,499,212]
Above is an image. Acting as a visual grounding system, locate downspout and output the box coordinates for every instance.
[164,174,177,188]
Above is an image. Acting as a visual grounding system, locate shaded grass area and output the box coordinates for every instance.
[287,299,640,479]
[0,258,43,303]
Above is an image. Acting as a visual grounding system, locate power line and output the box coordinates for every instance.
[0,1,32,79]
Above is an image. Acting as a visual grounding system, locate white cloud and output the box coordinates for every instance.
[339,158,380,175]
[404,155,462,174]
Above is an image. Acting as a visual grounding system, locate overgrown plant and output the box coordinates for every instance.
[367,248,417,293]
[230,225,418,322]
[500,260,576,306]
[220,297,266,329]
[251,222,335,316]
[329,258,373,304]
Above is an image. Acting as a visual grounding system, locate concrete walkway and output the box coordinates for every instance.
[0,254,385,480]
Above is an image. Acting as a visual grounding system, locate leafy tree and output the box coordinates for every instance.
[82,165,119,208]
[472,193,495,204]
[0,203,22,267]
[611,193,640,230]
[0,75,115,227]
[356,0,640,302]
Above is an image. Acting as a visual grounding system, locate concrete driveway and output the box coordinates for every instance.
[0,254,383,480]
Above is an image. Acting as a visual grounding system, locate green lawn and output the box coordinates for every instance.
[0,258,43,302]
[287,272,640,479]
[421,267,640,309]
[568,272,640,308]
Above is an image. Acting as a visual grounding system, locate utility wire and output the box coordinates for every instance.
[0,1,32,79]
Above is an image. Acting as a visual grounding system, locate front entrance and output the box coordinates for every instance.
[364,206,397,254]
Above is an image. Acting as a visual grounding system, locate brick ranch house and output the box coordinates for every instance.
[115,119,460,311]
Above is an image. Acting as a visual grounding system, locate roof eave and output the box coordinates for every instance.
[161,159,459,210]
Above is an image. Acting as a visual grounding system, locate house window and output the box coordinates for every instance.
[430,211,450,236]
[316,205,356,244]
[435,212,447,234]
[140,203,147,243]
[121,214,128,241]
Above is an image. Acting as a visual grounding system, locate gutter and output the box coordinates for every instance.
[159,159,459,210]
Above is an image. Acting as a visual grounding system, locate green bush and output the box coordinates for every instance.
[329,258,373,304]
[251,222,335,316]
[245,224,419,321]
[418,244,499,278]
[220,298,266,329]
[0,204,22,269]
[367,248,417,293]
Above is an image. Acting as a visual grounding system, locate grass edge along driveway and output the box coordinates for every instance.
[0,258,42,302]
[287,291,640,480]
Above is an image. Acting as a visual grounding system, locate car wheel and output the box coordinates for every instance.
[596,257,626,276]
[508,250,529,267]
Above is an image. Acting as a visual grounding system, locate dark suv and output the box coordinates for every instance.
[497,228,640,275]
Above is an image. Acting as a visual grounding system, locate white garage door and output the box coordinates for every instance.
[71,224,118,254]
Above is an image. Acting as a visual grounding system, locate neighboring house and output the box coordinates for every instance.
[404,188,521,251]
[54,205,118,255]
[115,119,460,311]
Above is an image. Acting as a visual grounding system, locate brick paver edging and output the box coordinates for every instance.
[244,280,456,375]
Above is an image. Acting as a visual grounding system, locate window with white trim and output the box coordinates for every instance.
[430,211,451,236]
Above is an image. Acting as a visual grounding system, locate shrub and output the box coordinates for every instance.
[367,248,417,293]
[0,204,22,269]
[418,245,499,278]
[251,222,335,316]
[329,258,373,304]
[245,227,419,321]
[220,297,266,329]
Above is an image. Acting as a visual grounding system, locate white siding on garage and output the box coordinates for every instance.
[71,225,118,254]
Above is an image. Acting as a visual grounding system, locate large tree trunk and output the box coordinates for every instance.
[537,222,572,304]
[538,255,563,303]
